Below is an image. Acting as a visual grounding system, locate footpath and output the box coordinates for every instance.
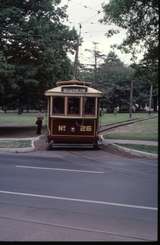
[0,135,158,159]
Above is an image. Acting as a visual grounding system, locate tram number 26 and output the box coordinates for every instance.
[58,125,92,132]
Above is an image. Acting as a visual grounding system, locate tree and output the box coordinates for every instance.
[100,0,159,63]
[80,50,157,113]
[98,51,133,112]
[132,60,158,112]
[0,0,78,111]
[0,51,15,112]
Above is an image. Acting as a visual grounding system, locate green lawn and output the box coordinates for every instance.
[99,112,157,125]
[103,117,158,141]
[0,112,158,145]
[0,112,157,126]
[0,112,47,126]
[116,144,158,154]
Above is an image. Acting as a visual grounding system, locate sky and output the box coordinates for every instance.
[60,0,144,67]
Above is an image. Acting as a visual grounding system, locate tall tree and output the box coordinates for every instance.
[100,0,159,63]
[0,51,15,111]
[98,51,133,112]
[132,60,158,112]
[0,0,78,111]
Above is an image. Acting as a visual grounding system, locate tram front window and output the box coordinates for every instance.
[84,97,96,115]
[68,97,80,115]
[52,96,64,114]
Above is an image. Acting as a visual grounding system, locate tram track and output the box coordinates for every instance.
[98,115,158,134]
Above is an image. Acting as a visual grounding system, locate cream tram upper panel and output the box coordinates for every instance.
[45,85,102,97]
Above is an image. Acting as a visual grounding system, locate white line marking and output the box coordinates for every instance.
[0,190,157,211]
[16,165,104,174]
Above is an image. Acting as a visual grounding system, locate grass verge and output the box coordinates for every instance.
[103,117,158,141]
[0,140,32,148]
[116,144,158,154]
[100,112,157,125]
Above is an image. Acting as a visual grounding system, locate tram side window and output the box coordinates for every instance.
[84,97,96,115]
[52,96,64,115]
[68,97,80,115]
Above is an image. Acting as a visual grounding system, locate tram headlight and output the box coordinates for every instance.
[70,127,76,133]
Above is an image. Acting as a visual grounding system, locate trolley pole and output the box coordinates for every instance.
[129,80,134,119]
[73,24,82,80]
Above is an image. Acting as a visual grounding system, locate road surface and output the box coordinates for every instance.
[0,149,158,241]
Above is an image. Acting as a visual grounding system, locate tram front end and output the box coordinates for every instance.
[45,80,102,148]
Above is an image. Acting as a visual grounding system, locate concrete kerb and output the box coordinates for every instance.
[101,135,158,159]
[0,134,158,158]
[111,143,158,159]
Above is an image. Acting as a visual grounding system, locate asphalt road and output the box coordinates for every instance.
[0,149,158,241]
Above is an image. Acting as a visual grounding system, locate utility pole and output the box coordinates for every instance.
[73,24,82,80]
[93,42,98,86]
[129,80,134,119]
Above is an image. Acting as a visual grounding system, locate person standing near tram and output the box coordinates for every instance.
[35,113,44,135]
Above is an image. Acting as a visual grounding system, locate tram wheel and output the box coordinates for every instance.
[93,143,100,150]
[47,143,53,150]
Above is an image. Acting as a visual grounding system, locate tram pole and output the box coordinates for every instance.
[73,24,82,80]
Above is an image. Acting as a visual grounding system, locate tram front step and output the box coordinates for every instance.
[48,143,98,149]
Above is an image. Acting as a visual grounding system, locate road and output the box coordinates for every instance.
[0,149,158,241]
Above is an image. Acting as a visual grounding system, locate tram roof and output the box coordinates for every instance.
[56,79,91,86]
[45,80,102,97]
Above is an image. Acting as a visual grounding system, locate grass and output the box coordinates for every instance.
[0,140,32,148]
[116,144,158,154]
[0,112,157,126]
[99,112,157,125]
[103,117,158,141]
[0,112,158,142]
[0,112,47,126]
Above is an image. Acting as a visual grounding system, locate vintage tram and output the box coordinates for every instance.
[45,79,102,148]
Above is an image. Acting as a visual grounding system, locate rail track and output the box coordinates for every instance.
[98,115,158,134]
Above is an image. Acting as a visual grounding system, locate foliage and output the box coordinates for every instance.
[0,0,78,111]
[79,51,158,112]
[100,0,159,63]
[0,51,15,110]
[97,51,133,112]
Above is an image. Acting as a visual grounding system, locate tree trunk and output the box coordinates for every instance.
[148,84,153,115]
[153,95,157,112]
[129,80,134,119]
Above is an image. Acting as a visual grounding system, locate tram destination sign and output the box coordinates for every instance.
[62,87,87,93]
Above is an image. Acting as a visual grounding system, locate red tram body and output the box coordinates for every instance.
[45,80,102,148]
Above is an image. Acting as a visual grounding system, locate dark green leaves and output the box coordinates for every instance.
[101,0,158,63]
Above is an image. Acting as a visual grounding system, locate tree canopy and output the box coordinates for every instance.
[0,0,78,112]
[79,51,158,112]
[100,0,159,63]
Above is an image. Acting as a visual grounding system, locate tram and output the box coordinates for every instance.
[45,79,102,148]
